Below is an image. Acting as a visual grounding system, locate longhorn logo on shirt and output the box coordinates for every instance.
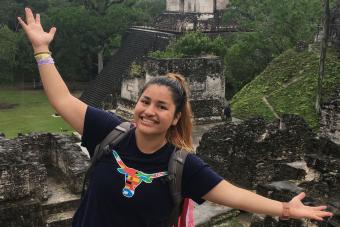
[112,150,168,198]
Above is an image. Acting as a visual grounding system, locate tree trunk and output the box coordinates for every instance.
[97,49,104,75]
[315,0,330,115]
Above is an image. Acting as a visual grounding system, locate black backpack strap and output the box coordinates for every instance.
[167,148,189,227]
[81,122,133,199]
[92,121,132,163]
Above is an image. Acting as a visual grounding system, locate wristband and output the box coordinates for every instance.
[280,202,290,220]
[34,51,51,56]
[37,57,55,66]
[35,53,52,61]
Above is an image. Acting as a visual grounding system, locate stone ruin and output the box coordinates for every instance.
[197,114,340,226]
[154,0,229,32]
[80,0,233,110]
[116,56,225,123]
[321,88,340,145]
[0,133,90,227]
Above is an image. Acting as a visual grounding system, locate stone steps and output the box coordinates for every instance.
[42,197,80,227]
[42,198,80,216]
[80,28,173,108]
[45,210,74,227]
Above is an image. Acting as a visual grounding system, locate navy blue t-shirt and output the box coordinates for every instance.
[72,106,223,227]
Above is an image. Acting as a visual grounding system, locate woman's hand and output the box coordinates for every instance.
[18,8,56,53]
[287,192,333,221]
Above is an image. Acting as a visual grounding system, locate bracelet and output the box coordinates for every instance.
[37,57,55,66]
[34,51,51,56]
[35,53,52,61]
[280,202,290,220]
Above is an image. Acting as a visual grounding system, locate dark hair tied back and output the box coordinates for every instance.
[141,73,188,114]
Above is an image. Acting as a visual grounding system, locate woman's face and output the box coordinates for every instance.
[134,84,180,137]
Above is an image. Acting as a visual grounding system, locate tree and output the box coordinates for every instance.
[71,0,124,15]
[0,0,49,30]
[224,0,322,50]
[315,0,330,114]
[224,32,272,98]
[0,25,18,84]
[149,32,228,58]
[222,0,324,97]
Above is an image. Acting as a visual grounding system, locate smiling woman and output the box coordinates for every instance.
[16,7,333,227]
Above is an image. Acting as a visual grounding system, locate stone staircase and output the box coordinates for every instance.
[80,27,174,108]
[43,198,80,227]
[41,175,81,227]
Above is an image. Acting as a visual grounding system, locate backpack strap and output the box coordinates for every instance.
[81,122,133,199]
[92,122,132,163]
[167,148,189,227]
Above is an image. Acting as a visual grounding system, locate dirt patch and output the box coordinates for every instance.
[0,103,19,110]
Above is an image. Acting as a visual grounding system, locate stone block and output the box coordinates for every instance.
[273,162,307,181]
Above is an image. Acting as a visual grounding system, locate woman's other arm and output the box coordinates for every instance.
[18,8,87,134]
[203,180,333,221]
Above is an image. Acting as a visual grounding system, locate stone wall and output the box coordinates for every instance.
[116,56,225,122]
[320,88,340,145]
[197,114,340,226]
[153,12,223,32]
[48,134,90,193]
[0,133,89,227]
[146,57,225,122]
[166,0,228,13]
[0,136,48,202]
[121,77,145,103]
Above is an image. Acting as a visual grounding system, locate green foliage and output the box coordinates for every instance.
[133,0,165,19]
[0,0,160,84]
[225,0,322,47]
[223,0,325,97]
[0,0,49,30]
[46,1,151,81]
[0,25,18,84]
[224,32,272,98]
[129,61,143,77]
[231,49,340,129]
[148,50,184,58]
[148,32,227,58]
[14,31,39,82]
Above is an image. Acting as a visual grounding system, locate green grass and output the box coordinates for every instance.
[0,87,73,138]
[231,49,340,129]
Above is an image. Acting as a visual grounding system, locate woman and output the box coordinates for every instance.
[18,7,332,227]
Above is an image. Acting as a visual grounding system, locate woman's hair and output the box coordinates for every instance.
[140,73,194,152]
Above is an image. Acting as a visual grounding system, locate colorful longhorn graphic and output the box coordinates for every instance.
[112,150,168,198]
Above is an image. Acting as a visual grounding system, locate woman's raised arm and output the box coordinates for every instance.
[18,8,87,134]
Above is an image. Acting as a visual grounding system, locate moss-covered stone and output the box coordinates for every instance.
[231,49,340,130]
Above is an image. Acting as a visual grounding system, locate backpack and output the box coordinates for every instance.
[81,122,195,227]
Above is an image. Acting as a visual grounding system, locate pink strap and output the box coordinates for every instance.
[177,198,195,227]
[187,199,195,227]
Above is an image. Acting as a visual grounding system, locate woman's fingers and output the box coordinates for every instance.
[294,192,306,201]
[35,13,41,24]
[17,17,28,30]
[310,205,328,211]
[49,27,57,38]
[25,8,36,24]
